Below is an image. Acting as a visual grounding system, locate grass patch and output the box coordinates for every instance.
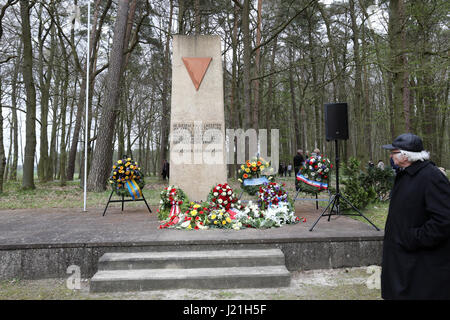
[348,202,389,230]
[315,198,389,230]
[0,177,168,209]
[0,279,85,300]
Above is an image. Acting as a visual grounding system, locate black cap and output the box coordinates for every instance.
[382,133,424,152]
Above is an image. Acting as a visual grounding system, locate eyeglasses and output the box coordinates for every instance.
[390,151,401,155]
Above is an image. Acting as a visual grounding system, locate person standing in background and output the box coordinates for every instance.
[293,150,305,191]
[293,150,304,176]
[162,159,169,180]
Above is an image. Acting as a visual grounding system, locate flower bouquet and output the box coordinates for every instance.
[260,202,304,228]
[257,182,290,210]
[233,201,305,229]
[108,157,145,198]
[158,185,189,221]
[159,202,210,230]
[207,208,242,230]
[207,183,244,211]
[296,154,332,194]
[233,201,265,228]
[237,157,275,195]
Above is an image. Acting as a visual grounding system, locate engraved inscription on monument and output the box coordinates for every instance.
[171,121,224,164]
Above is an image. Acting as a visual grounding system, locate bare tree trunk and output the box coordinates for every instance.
[361,22,373,161]
[4,121,12,181]
[48,69,60,181]
[242,0,252,159]
[9,43,21,181]
[159,0,173,180]
[307,11,320,149]
[349,0,365,162]
[266,36,278,150]
[118,111,125,158]
[194,0,200,34]
[229,2,239,178]
[288,47,301,149]
[58,21,70,186]
[36,4,55,182]
[87,0,130,192]
[20,0,37,190]
[0,82,6,192]
[252,0,262,132]
[389,0,409,136]
[178,0,185,34]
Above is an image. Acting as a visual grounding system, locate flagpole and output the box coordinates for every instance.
[83,1,90,212]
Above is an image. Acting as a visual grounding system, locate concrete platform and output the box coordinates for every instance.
[0,202,384,280]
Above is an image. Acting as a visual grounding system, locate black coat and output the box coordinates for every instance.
[381,160,450,300]
[293,154,304,175]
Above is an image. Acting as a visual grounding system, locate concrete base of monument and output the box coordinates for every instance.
[0,203,383,281]
[90,249,292,292]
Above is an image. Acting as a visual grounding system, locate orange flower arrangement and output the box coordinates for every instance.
[237,156,275,195]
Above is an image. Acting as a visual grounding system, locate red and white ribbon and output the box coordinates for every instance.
[227,209,237,220]
[169,201,180,219]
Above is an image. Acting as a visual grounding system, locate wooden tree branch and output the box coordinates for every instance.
[250,66,292,82]
[0,55,18,64]
[124,0,151,56]
[252,0,317,54]
[1,105,42,126]
[43,2,84,75]
[231,0,243,10]
[92,0,112,60]
[0,0,19,41]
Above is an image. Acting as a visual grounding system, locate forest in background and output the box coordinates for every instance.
[0,0,448,193]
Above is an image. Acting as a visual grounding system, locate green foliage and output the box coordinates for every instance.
[341,157,377,210]
[359,167,395,201]
[242,185,259,196]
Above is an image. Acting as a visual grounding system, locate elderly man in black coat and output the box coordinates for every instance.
[381,133,450,300]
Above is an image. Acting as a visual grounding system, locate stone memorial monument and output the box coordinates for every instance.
[169,35,227,201]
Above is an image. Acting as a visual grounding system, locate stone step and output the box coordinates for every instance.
[97,249,285,270]
[90,265,291,293]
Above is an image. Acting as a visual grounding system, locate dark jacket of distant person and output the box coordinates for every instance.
[293,151,304,175]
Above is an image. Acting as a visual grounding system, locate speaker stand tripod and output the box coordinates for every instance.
[309,140,380,232]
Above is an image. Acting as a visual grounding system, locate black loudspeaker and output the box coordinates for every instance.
[324,103,349,141]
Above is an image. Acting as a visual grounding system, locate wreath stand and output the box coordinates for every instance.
[103,190,152,216]
[309,140,380,231]
[293,188,332,210]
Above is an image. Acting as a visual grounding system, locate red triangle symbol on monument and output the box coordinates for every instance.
[182,57,212,91]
